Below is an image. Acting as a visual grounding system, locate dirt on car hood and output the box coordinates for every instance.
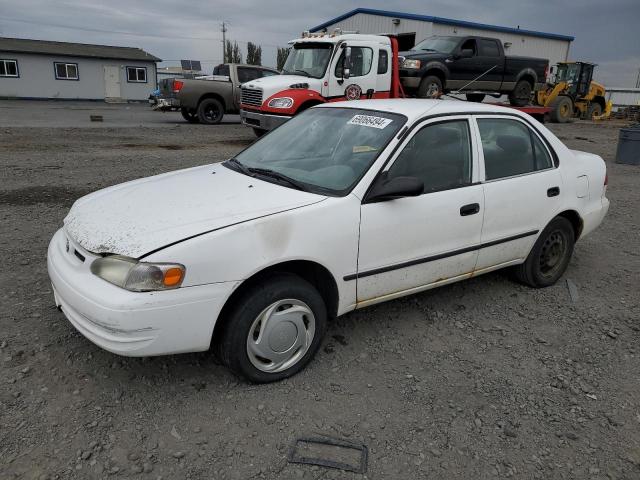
[64,163,325,258]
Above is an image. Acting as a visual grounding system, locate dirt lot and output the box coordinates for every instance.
[1,100,639,480]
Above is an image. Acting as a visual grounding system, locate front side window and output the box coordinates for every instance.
[459,39,478,56]
[126,67,147,83]
[387,120,472,194]
[54,62,78,80]
[0,59,19,77]
[232,107,405,195]
[282,43,333,79]
[335,47,373,78]
[478,118,553,180]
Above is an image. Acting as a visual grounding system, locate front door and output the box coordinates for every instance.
[104,65,121,99]
[473,115,562,270]
[356,117,484,306]
[327,44,379,100]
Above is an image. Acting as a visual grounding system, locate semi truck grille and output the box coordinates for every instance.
[241,87,263,107]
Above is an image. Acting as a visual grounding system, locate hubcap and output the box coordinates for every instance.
[205,106,220,121]
[246,299,315,373]
[426,83,440,98]
[539,230,567,278]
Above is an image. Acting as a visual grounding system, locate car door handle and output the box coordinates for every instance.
[547,186,560,197]
[460,203,480,216]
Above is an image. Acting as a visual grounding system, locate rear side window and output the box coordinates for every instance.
[387,120,472,193]
[479,39,501,57]
[213,64,230,76]
[478,118,553,180]
[377,49,388,74]
[237,67,267,83]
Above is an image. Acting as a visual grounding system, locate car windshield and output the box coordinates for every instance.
[282,43,333,79]
[230,108,406,195]
[411,36,459,54]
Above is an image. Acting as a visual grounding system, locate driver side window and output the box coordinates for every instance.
[387,120,472,194]
[460,39,478,56]
[335,47,373,78]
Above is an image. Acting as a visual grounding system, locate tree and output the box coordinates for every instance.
[225,40,233,64]
[277,47,290,71]
[232,41,242,63]
[246,42,262,66]
[254,45,262,66]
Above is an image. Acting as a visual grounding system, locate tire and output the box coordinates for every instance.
[417,75,443,99]
[465,93,486,103]
[513,217,575,288]
[586,103,602,119]
[180,108,199,123]
[508,80,533,106]
[253,128,266,137]
[550,96,574,123]
[197,98,224,125]
[217,273,327,383]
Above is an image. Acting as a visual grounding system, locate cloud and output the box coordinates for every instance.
[1,0,638,85]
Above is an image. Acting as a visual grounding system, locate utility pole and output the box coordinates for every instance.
[221,21,227,63]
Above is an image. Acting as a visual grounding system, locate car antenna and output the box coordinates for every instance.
[450,65,498,100]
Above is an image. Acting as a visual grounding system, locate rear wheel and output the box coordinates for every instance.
[587,103,602,119]
[465,93,486,103]
[417,75,443,99]
[217,273,327,383]
[180,108,199,123]
[197,98,224,125]
[550,95,574,123]
[508,80,533,106]
[513,217,575,288]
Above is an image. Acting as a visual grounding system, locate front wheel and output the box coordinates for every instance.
[417,75,443,99]
[508,80,533,106]
[197,98,224,125]
[217,273,327,383]
[513,217,575,288]
[550,96,574,123]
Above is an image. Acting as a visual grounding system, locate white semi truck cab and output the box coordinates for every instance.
[240,31,403,135]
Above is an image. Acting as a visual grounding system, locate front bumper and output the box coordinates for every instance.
[47,228,237,357]
[240,109,291,131]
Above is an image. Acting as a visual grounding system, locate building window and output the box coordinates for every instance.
[0,59,19,77]
[54,62,79,80]
[126,66,147,83]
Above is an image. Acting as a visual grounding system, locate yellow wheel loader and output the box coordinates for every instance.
[536,62,611,123]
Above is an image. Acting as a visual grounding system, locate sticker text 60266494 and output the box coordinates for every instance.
[347,115,393,129]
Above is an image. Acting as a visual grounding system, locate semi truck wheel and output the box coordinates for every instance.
[417,76,443,99]
[508,80,533,106]
[550,96,574,123]
[197,98,224,125]
[180,108,199,123]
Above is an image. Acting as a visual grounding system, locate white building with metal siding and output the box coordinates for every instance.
[0,37,160,101]
[310,8,573,68]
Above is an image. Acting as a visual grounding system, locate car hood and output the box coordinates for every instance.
[243,75,324,102]
[64,164,326,258]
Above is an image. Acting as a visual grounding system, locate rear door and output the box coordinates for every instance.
[356,116,484,306]
[477,39,505,88]
[473,115,562,270]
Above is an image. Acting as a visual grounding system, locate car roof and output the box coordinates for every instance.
[317,99,529,123]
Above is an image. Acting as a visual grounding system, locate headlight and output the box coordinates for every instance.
[402,59,422,69]
[268,97,294,108]
[90,255,185,292]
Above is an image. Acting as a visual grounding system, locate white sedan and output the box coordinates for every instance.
[48,100,609,382]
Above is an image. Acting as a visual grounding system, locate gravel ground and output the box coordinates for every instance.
[1,100,639,480]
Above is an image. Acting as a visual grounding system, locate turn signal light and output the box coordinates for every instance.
[163,267,184,287]
[172,80,184,93]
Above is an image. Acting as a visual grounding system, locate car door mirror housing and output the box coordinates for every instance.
[366,175,424,202]
[459,49,474,59]
[343,46,352,79]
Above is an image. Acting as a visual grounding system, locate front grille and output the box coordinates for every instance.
[241,87,263,107]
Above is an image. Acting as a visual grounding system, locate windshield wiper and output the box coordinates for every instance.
[294,69,310,77]
[224,157,251,175]
[248,167,308,191]
[421,48,437,52]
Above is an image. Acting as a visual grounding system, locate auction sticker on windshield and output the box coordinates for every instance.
[347,115,393,129]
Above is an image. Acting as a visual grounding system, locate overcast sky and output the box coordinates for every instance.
[1,0,638,86]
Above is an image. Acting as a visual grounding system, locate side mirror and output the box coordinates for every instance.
[459,49,474,59]
[367,175,424,202]
[343,46,352,79]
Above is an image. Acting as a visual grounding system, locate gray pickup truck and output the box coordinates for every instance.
[155,63,279,124]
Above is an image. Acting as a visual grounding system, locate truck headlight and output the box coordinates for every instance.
[402,59,422,69]
[90,255,185,291]
[268,97,294,108]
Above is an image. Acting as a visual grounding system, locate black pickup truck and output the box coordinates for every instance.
[399,35,549,106]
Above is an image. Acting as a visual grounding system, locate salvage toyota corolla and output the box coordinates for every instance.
[48,99,609,382]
